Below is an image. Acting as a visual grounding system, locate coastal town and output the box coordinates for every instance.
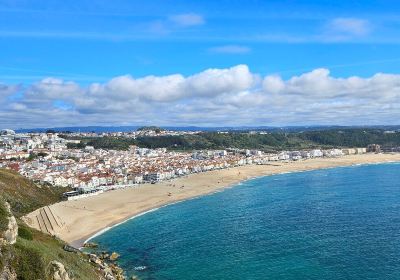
[0,128,383,201]
[3,1,400,279]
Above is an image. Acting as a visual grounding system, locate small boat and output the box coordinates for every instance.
[133,266,147,271]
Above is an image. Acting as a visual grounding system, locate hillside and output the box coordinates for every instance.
[64,128,400,152]
[0,169,111,280]
[0,169,67,217]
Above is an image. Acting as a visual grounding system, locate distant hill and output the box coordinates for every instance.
[137,126,165,132]
[14,125,400,134]
[64,128,400,152]
[15,125,142,133]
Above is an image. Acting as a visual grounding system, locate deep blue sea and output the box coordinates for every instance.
[91,163,400,280]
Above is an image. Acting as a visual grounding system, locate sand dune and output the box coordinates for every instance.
[23,153,400,247]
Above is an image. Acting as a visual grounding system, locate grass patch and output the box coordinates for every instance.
[0,169,68,217]
[0,169,103,279]
[14,228,102,280]
[12,243,45,280]
[17,224,33,241]
[0,199,10,232]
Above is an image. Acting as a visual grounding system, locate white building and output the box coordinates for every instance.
[310,149,323,157]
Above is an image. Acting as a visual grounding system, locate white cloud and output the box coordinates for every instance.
[184,65,255,97]
[85,64,255,102]
[327,18,371,36]
[262,75,285,94]
[169,13,205,27]
[263,68,400,99]
[97,74,186,102]
[2,65,400,128]
[209,45,251,54]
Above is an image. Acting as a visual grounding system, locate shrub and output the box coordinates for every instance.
[0,199,10,232]
[12,244,45,280]
[18,225,33,241]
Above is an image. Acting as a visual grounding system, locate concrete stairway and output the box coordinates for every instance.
[32,206,64,235]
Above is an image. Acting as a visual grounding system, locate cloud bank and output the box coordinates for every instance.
[1,65,400,128]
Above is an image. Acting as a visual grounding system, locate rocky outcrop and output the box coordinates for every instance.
[63,244,80,253]
[109,252,120,261]
[88,253,125,280]
[83,242,98,248]
[0,202,18,245]
[49,261,72,280]
[0,264,17,280]
[0,245,17,280]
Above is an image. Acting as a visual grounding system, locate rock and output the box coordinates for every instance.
[63,244,80,253]
[86,252,126,280]
[89,253,98,262]
[111,265,123,275]
[103,267,113,275]
[97,263,106,270]
[116,274,125,280]
[88,253,106,269]
[109,252,120,261]
[49,261,71,280]
[83,242,98,248]
[0,243,16,279]
[99,252,110,260]
[0,262,17,280]
[0,202,18,245]
[105,274,115,280]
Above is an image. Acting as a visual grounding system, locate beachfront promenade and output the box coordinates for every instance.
[23,153,400,247]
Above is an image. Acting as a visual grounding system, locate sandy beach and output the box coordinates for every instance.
[23,153,400,247]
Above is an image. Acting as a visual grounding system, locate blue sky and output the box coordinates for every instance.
[1,0,400,128]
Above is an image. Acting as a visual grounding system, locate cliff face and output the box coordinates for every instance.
[49,261,72,280]
[0,201,18,245]
[0,265,17,280]
[0,200,18,280]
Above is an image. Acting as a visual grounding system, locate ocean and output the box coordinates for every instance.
[90,163,400,280]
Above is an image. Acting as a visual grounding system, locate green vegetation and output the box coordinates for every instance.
[0,169,67,217]
[137,125,165,133]
[12,243,45,280]
[68,136,137,150]
[17,224,33,240]
[298,129,400,147]
[11,229,102,280]
[0,169,102,279]
[63,128,400,152]
[0,199,9,232]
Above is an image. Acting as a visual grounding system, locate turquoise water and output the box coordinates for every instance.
[91,163,400,280]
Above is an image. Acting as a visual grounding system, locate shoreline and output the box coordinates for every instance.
[23,153,400,248]
[81,158,400,247]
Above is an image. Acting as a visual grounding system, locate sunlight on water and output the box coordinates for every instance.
[92,163,400,280]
